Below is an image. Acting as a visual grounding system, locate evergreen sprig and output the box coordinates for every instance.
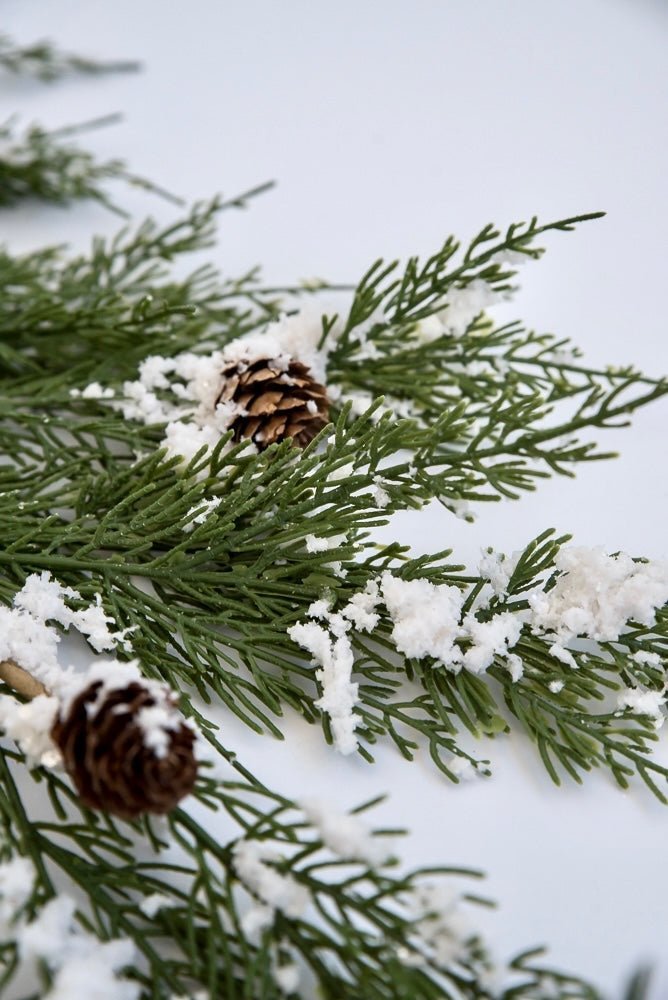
[0,33,139,81]
[334,213,598,339]
[0,118,664,998]
[0,197,665,801]
[0,746,605,999]
[324,217,666,505]
[0,115,183,213]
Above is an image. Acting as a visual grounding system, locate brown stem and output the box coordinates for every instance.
[0,659,48,699]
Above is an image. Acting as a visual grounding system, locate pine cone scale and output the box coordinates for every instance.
[218,375,240,401]
[247,390,286,415]
[244,368,278,384]
[275,397,309,412]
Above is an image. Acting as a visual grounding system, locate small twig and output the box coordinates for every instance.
[0,658,48,698]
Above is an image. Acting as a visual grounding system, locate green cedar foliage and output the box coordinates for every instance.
[0,51,663,998]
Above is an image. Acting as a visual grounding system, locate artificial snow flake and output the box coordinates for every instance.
[305,533,346,554]
[617,687,665,721]
[13,571,131,654]
[301,798,393,866]
[0,855,35,929]
[326,560,348,578]
[548,642,578,669]
[19,895,77,967]
[412,314,444,344]
[346,314,384,361]
[528,547,668,642]
[288,581,386,753]
[232,841,309,919]
[505,653,524,682]
[274,961,300,994]
[18,895,139,1000]
[163,419,222,467]
[372,475,391,508]
[632,650,661,667]
[288,572,523,754]
[240,902,274,938]
[380,572,466,665]
[372,573,526,676]
[327,460,355,482]
[448,756,477,782]
[478,548,519,597]
[548,348,582,367]
[407,884,473,966]
[330,548,668,688]
[340,387,418,422]
[136,703,181,758]
[340,580,381,633]
[378,546,668,686]
[0,604,60,691]
[60,659,163,716]
[305,598,332,619]
[0,694,60,767]
[44,942,138,1000]
[70,382,115,400]
[81,382,115,399]
[140,893,171,919]
[305,534,331,553]
[183,496,222,532]
[410,280,504,343]
[260,307,332,383]
[460,611,523,674]
[288,619,359,754]
[444,497,475,521]
[439,279,503,337]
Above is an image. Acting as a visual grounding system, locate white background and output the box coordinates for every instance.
[2,1,668,996]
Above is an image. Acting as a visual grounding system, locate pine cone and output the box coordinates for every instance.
[51,680,197,819]
[217,356,329,449]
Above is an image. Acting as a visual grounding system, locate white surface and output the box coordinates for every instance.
[3,0,668,996]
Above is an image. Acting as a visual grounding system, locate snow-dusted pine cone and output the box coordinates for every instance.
[217,357,330,449]
[51,680,197,819]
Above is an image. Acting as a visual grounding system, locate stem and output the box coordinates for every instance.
[0,658,47,698]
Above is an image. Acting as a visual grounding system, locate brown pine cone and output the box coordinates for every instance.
[217,356,329,450]
[51,680,197,819]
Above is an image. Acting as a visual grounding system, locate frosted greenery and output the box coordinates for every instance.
[0,35,664,1000]
[0,32,139,81]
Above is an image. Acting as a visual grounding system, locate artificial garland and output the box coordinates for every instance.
[0,34,665,1000]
